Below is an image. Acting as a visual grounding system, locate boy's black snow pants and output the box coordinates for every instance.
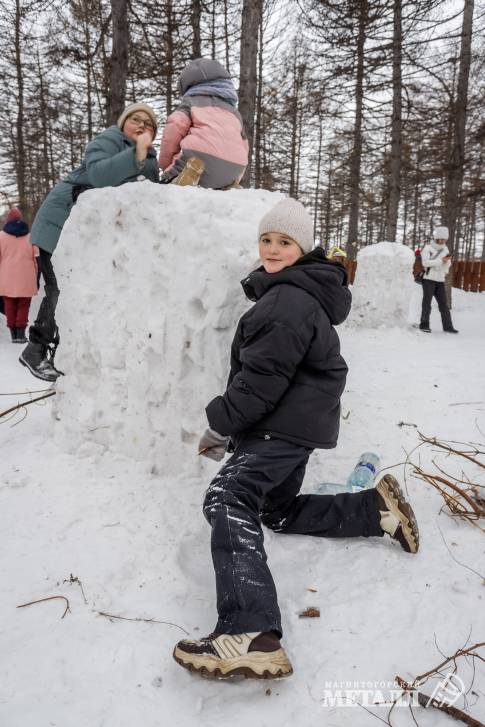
[420,279,454,330]
[29,250,60,348]
[203,436,384,638]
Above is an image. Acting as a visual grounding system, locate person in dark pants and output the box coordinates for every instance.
[20,102,160,382]
[419,225,458,334]
[172,198,420,681]
[31,250,59,351]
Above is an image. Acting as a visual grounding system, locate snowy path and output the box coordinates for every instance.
[1,288,484,727]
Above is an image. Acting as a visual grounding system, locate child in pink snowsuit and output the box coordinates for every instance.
[159,58,249,189]
[0,208,38,343]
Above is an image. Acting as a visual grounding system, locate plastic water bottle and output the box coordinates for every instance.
[346,452,380,493]
[315,452,380,495]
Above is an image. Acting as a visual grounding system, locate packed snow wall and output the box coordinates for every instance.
[347,241,415,328]
[52,183,283,473]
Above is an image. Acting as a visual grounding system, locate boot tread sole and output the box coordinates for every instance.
[19,355,58,382]
[173,646,293,680]
[377,475,419,553]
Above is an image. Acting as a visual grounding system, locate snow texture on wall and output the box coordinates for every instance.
[347,241,415,328]
[52,183,283,474]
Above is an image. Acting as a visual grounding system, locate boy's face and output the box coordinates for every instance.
[259,232,303,273]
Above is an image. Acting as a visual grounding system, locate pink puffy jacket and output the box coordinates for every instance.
[0,229,38,297]
[159,97,249,189]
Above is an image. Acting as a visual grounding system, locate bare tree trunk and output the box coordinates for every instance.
[254,13,263,188]
[191,0,201,57]
[223,0,230,69]
[211,0,216,58]
[482,197,485,261]
[324,164,333,244]
[97,1,109,126]
[314,117,323,240]
[402,168,408,244]
[347,0,367,260]
[412,145,421,247]
[385,0,402,241]
[14,0,28,220]
[295,99,304,197]
[81,1,94,141]
[289,55,299,198]
[107,0,128,125]
[36,50,50,196]
[165,0,174,114]
[444,0,474,255]
[239,0,263,187]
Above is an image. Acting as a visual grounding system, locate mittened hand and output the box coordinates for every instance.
[198,427,230,461]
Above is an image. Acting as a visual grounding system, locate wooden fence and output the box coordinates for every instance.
[345,259,485,292]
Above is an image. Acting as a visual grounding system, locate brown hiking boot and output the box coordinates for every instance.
[376,474,420,553]
[173,631,293,679]
[173,157,205,186]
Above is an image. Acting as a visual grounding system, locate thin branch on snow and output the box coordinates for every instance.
[0,391,56,420]
[369,641,485,727]
[17,595,71,619]
[418,433,485,469]
[413,642,485,683]
[0,388,52,396]
[412,463,485,533]
[96,611,189,634]
[63,574,88,605]
[436,521,485,583]
[395,676,485,727]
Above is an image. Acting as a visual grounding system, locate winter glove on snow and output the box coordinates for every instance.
[198,427,230,461]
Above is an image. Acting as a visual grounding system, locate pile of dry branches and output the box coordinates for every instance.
[410,432,485,533]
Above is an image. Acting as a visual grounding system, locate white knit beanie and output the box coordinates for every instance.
[117,103,158,137]
[433,225,449,240]
[258,198,314,254]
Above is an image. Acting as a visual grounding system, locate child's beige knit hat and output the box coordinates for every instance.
[258,198,314,253]
[117,103,158,136]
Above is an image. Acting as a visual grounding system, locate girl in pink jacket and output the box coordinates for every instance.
[159,58,249,189]
[0,208,38,343]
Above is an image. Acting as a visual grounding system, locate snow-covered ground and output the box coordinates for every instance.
[1,186,484,727]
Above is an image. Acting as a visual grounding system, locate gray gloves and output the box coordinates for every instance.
[198,427,230,461]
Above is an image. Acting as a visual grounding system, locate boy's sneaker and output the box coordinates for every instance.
[376,475,419,553]
[173,631,293,679]
[19,342,60,382]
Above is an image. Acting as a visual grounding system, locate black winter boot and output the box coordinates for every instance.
[9,327,17,342]
[19,342,59,382]
[14,327,27,343]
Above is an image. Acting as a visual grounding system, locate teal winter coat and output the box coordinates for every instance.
[30,126,160,253]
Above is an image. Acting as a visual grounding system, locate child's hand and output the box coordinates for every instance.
[443,255,451,263]
[198,428,230,461]
[135,130,153,161]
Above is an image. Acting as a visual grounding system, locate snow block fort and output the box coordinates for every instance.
[349,241,414,328]
[53,184,284,474]
[52,184,414,473]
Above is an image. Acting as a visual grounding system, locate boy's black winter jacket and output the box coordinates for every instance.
[206,248,351,449]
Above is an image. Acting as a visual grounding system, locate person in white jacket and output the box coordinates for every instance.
[419,226,458,333]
